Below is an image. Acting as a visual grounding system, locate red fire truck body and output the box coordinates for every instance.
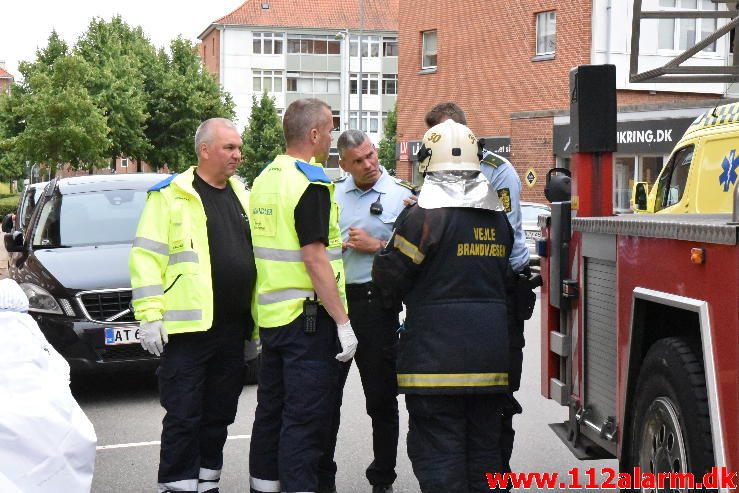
[540,152,738,490]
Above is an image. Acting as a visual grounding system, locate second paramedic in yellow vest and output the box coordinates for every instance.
[129,118,257,493]
[248,98,358,493]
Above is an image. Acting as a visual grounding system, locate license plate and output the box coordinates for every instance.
[525,230,542,240]
[104,326,140,345]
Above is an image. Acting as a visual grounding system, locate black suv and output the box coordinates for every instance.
[4,174,165,371]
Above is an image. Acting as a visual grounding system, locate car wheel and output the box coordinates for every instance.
[623,337,714,492]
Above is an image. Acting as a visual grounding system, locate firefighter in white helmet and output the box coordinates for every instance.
[372,119,513,492]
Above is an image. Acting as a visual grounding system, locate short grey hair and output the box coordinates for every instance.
[194,118,238,155]
[337,129,370,160]
[283,98,331,146]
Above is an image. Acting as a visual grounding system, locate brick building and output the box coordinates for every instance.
[0,62,14,96]
[198,0,398,168]
[396,0,737,209]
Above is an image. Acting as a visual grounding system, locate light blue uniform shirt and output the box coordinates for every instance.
[335,166,413,284]
[480,150,530,273]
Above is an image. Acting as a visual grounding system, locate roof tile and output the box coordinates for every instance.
[211,0,398,32]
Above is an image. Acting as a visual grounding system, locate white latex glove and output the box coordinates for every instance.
[335,320,358,362]
[139,320,167,356]
[244,338,260,364]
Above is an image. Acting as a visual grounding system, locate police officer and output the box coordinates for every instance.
[248,98,358,493]
[318,130,412,493]
[129,118,257,493]
[425,103,533,478]
[373,120,513,493]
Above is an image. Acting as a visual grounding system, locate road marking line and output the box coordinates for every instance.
[97,435,251,450]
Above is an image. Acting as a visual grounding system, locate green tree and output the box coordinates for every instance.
[377,103,397,174]
[75,16,152,168]
[0,86,29,182]
[239,92,284,186]
[14,55,110,170]
[144,37,235,172]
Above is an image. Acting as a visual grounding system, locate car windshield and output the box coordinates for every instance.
[32,189,148,248]
[521,204,550,223]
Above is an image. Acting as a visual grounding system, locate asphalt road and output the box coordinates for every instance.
[76,293,617,492]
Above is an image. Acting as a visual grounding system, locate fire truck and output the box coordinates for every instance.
[539,6,738,490]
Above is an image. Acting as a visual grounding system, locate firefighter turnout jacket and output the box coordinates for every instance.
[372,205,513,394]
[129,167,251,334]
[249,155,347,328]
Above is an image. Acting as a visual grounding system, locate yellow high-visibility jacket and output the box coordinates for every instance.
[249,155,346,329]
[129,166,252,335]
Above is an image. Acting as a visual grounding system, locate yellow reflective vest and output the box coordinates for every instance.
[249,155,346,328]
[129,166,252,335]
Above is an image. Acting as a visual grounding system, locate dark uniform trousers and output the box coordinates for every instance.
[319,282,400,490]
[406,394,507,493]
[249,308,339,493]
[158,325,246,492]
[501,275,528,478]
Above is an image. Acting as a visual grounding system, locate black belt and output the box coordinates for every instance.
[345,282,376,300]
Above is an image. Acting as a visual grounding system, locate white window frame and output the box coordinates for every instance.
[421,30,437,69]
[383,37,398,57]
[657,0,719,53]
[286,34,340,55]
[120,158,128,168]
[286,72,340,94]
[382,74,398,95]
[535,11,556,56]
[350,111,381,133]
[350,73,380,95]
[253,32,284,55]
[253,69,284,93]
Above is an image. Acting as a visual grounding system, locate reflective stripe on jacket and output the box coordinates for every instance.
[128,166,251,335]
[249,155,346,329]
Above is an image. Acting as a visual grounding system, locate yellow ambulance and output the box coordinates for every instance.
[633,101,739,213]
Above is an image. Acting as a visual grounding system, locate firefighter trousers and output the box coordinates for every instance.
[406,394,507,493]
[249,310,339,493]
[318,289,400,490]
[157,326,246,493]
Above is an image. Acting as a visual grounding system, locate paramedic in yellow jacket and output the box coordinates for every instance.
[129,118,257,493]
[248,98,358,493]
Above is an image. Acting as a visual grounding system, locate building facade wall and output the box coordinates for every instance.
[396,0,730,206]
[198,29,221,77]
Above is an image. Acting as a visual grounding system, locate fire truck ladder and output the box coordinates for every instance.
[630,0,739,83]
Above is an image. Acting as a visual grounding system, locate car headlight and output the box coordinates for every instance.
[20,283,64,315]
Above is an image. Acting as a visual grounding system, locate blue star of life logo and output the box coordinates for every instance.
[719,149,738,192]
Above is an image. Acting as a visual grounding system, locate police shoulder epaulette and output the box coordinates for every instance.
[295,160,331,183]
[481,152,507,169]
[148,173,178,192]
[393,178,416,192]
[333,175,348,183]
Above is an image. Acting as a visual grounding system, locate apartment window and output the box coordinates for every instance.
[120,158,128,168]
[332,110,341,131]
[286,72,340,94]
[350,111,380,133]
[348,35,380,57]
[350,73,380,95]
[253,70,283,92]
[382,74,398,95]
[253,32,284,55]
[287,34,340,55]
[536,11,556,56]
[658,0,717,52]
[383,37,398,56]
[421,30,437,69]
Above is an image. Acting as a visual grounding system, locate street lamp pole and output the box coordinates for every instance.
[358,0,364,133]
[336,29,350,131]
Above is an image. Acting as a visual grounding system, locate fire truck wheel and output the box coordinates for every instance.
[624,337,714,489]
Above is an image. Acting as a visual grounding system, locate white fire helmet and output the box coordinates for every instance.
[417,119,480,173]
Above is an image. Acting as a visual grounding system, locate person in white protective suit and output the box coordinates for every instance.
[0,278,97,492]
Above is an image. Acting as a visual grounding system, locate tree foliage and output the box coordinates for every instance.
[239,92,284,186]
[377,103,397,174]
[0,19,235,179]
